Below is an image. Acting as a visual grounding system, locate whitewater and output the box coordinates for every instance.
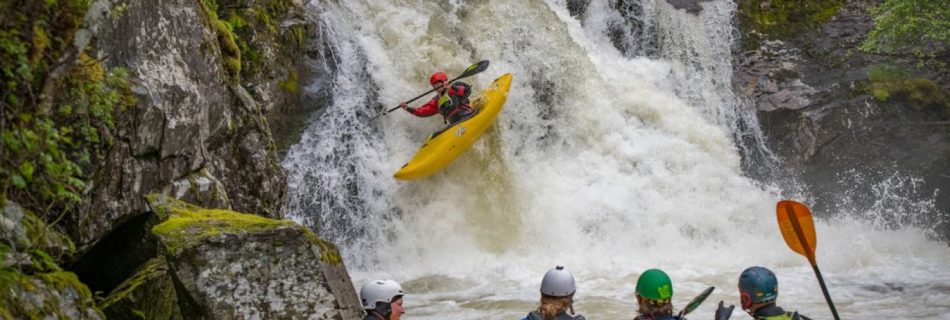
[282,0,950,319]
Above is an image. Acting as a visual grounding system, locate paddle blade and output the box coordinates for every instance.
[776,200,818,265]
[678,286,715,317]
[456,60,490,79]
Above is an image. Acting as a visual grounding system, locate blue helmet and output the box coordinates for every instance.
[738,266,778,309]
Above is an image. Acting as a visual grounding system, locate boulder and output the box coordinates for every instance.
[0,270,105,319]
[1,202,103,319]
[148,196,363,319]
[98,256,183,320]
[1,201,74,265]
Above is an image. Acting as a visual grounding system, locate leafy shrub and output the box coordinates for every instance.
[1,0,134,216]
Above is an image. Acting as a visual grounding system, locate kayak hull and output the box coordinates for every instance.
[394,73,513,180]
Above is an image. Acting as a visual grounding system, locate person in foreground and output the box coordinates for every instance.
[715,266,812,320]
[634,268,685,320]
[359,279,406,320]
[400,71,474,125]
[523,266,587,320]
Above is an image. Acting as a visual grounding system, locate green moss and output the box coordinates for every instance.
[149,196,294,255]
[0,270,102,319]
[147,195,342,264]
[865,69,950,118]
[301,228,342,265]
[279,70,298,94]
[98,257,165,309]
[37,271,92,298]
[198,0,242,80]
[868,64,908,82]
[871,87,890,101]
[98,255,179,320]
[738,0,843,49]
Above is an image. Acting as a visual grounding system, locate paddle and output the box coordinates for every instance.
[776,200,841,320]
[370,60,490,120]
[677,286,715,318]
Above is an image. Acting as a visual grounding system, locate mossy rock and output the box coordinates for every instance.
[98,256,182,320]
[198,0,242,80]
[144,195,358,318]
[864,65,950,118]
[738,0,843,49]
[1,201,75,266]
[148,195,294,256]
[0,269,104,319]
[146,195,341,264]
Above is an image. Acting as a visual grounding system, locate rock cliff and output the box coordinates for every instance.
[735,0,949,239]
[1,0,363,318]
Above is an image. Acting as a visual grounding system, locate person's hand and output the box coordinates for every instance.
[399,102,409,110]
[715,301,735,320]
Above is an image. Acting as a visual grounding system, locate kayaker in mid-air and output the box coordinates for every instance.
[399,71,474,125]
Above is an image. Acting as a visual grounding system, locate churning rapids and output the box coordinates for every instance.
[282,0,950,319]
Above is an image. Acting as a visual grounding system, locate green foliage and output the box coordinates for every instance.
[738,0,843,48]
[198,0,242,80]
[860,0,950,63]
[867,64,908,82]
[865,65,950,118]
[1,0,134,217]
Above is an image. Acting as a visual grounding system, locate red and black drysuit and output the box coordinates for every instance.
[406,82,473,125]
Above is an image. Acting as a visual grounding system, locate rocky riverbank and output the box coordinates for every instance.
[2,0,362,318]
[735,0,950,240]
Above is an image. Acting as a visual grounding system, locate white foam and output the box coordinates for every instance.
[284,1,950,318]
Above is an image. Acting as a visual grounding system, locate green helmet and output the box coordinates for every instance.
[636,269,673,302]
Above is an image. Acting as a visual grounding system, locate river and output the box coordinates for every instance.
[282,0,950,318]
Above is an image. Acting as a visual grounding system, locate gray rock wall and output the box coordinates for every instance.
[70,0,289,252]
[737,0,950,239]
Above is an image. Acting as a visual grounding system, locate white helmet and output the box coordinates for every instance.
[540,266,576,297]
[359,279,405,310]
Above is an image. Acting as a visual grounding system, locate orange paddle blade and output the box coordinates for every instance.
[776,200,818,265]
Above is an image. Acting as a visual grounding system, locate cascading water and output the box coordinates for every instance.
[283,0,950,319]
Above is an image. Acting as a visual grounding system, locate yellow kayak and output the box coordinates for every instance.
[394,73,513,180]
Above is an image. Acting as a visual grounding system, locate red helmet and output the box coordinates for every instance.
[429,72,447,85]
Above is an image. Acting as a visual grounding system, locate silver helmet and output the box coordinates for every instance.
[540,266,576,297]
[359,279,405,310]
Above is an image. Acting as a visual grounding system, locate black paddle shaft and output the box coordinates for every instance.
[678,286,715,317]
[812,265,841,320]
[371,60,490,120]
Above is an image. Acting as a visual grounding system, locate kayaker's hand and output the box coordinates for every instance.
[715,301,734,320]
[399,102,409,111]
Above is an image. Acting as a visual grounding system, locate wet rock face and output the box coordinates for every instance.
[149,196,363,319]
[665,0,710,14]
[738,1,950,238]
[69,0,289,251]
[736,41,816,112]
[567,0,589,17]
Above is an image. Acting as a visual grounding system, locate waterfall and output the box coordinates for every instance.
[283,1,950,318]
